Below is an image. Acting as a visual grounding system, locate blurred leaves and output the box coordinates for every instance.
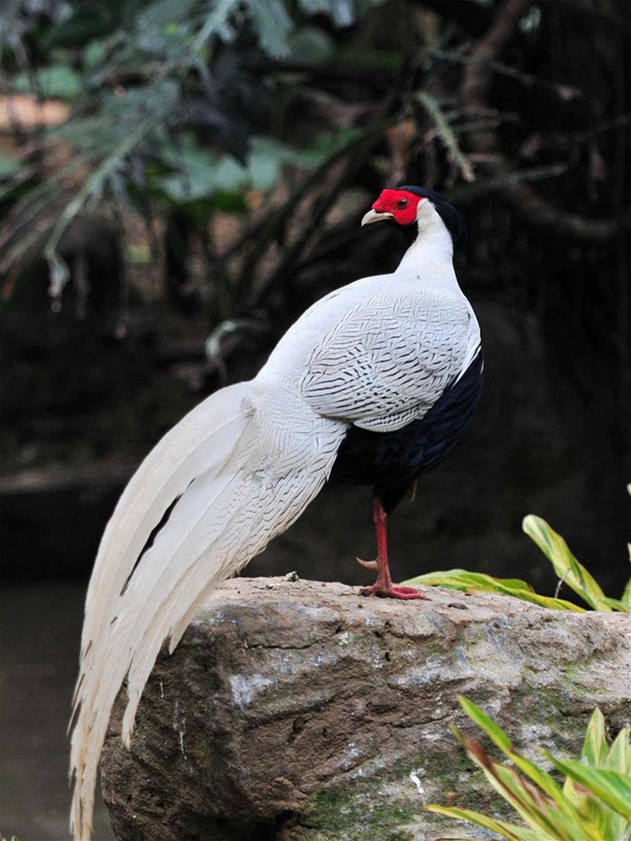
[297,0,386,28]
[0,153,21,180]
[0,0,383,304]
[287,25,335,65]
[48,81,180,155]
[2,0,629,408]
[12,64,82,100]
[157,130,362,202]
[245,0,293,59]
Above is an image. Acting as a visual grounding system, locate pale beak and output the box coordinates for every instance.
[361,209,393,226]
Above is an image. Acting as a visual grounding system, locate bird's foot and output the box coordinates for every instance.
[360,582,427,600]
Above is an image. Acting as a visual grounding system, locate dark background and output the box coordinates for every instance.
[1,1,630,838]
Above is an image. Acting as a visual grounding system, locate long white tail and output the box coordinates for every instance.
[70,379,344,841]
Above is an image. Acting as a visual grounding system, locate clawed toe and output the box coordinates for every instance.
[355,556,378,570]
[360,583,427,600]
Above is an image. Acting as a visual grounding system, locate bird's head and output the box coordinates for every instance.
[361,186,465,248]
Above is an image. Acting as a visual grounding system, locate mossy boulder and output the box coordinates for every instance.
[101,578,631,840]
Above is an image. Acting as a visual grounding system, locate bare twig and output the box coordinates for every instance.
[249,114,390,309]
[461,0,631,242]
[228,142,357,309]
[449,162,569,203]
[423,45,581,101]
[565,112,631,144]
[462,0,532,156]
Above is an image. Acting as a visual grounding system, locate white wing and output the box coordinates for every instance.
[300,289,474,432]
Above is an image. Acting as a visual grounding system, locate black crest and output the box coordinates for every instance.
[398,185,466,247]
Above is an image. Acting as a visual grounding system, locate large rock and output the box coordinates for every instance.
[101,578,631,840]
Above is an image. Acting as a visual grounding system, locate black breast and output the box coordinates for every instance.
[329,350,484,512]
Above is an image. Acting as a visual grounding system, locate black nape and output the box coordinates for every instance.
[398,185,466,247]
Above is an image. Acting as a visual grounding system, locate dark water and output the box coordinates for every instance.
[1,582,114,841]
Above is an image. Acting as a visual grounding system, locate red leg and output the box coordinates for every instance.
[360,498,427,600]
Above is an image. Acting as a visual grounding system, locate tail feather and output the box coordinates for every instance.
[70,379,345,841]
[78,382,253,662]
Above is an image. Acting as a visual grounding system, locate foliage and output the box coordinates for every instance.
[522,514,631,613]
[0,0,389,306]
[415,91,474,183]
[403,567,586,612]
[404,487,631,613]
[2,0,630,572]
[4,0,629,324]
[427,697,631,841]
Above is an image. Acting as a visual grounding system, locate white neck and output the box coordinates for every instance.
[395,201,455,276]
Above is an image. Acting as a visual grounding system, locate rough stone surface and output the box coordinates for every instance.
[101,578,631,841]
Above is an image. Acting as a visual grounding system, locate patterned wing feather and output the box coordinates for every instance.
[301,291,472,431]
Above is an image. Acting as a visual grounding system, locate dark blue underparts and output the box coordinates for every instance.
[329,349,483,512]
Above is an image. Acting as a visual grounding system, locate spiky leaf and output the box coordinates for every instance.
[426,804,541,840]
[549,759,631,822]
[604,726,631,775]
[580,708,608,767]
[457,698,571,809]
[522,515,611,610]
[402,568,584,611]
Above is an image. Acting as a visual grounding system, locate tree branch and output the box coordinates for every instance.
[461,0,631,242]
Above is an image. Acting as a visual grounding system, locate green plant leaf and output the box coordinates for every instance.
[522,515,611,610]
[244,0,292,58]
[457,696,513,752]
[82,39,107,69]
[624,504,631,608]
[13,64,82,100]
[0,153,20,179]
[457,698,572,812]
[580,708,608,767]
[548,759,631,821]
[450,726,588,840]
[604,726,631,775]
[600,596,631,611]
[158,132,359,203]
[426,804,540,840]
[434,701,631,841]
[188,0,240,57]
[158,135,246,201]
[298,0,389,28]
[13,65,82,100]
[298,0,355,27]
[288,25,335,65]
[493,763,591,841]
[402,568,584,611]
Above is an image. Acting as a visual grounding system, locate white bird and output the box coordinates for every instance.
[70,186,482,840]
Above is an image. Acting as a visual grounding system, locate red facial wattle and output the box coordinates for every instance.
[372,189,423,226]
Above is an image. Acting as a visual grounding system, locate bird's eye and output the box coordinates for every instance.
[396,198,408,208]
